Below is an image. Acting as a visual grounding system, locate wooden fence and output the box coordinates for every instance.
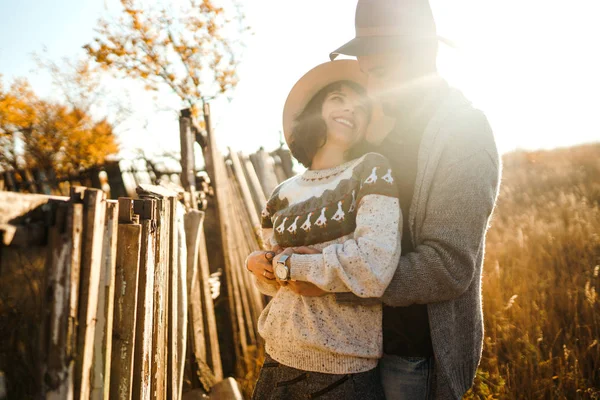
[0,144,293,399]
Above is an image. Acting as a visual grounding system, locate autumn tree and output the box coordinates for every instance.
[0,76,118,176]
[84,0,246,119]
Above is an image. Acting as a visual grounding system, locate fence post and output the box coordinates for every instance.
[110,198,142,400]
[73,188,107,400]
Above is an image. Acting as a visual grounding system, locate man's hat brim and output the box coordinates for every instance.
[330,35,456,61]
[282,60,367,146]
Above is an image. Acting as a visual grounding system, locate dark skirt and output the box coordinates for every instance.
[252,354,386,400]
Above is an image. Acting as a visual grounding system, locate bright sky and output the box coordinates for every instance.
[1,0,599,159]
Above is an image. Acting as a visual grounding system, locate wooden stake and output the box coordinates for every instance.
[75,189,107,400]
[110,198,142,400]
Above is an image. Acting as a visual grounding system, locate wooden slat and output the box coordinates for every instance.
[225,170,257,347]
[153,198,168,400]
[184,210,219,390]
[0,191,69,225]
[136,185,178,400]
[229,150,261,232]
[132,200,157,400]
[91,201,119,400]
[110,200,142,400]
[167,197,186,400]
[197,217,223,381]
[43,202,82,400]
[241,156,267,217]
[229,176,264,329]
[184,211,206,365]
[75,189,107,400]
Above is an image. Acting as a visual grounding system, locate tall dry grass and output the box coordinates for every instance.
[242,144,600,399]
[467,143,600,399]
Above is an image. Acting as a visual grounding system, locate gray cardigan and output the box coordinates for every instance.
[338,86,501,399]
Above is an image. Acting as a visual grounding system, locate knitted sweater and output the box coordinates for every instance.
[255,152,401,374]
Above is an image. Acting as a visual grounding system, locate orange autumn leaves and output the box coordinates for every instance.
[84,0,245,119]
[0,77,118,176]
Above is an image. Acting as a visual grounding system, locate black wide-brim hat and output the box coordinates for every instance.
[330,0,455,60]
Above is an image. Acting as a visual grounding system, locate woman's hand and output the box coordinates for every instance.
[246,251,278,285]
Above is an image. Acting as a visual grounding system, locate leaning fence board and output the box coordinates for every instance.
[43,202,83,400]
[198,217,223,381]
[240,156,267,219]
[226,170,258,347]
[132,199,157,400]
[90,201,118,400]
[137,185,178,400]
[185,210,219,390]
[74,189,107,400]
[110,198,142,400]
[167,197,187,400]
[229,150,260,233]
[185,210,206,364]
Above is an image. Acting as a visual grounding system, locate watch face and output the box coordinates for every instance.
[275,264,288,280]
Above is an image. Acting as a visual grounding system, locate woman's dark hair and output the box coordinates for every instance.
[288,80,371,168]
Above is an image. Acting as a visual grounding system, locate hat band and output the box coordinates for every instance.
[356,26,437,38]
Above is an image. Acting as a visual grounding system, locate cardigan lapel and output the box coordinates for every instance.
[408,88,472,245]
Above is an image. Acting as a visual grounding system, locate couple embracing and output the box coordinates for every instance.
[245,0,501,399]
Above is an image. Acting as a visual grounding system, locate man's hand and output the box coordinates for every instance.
[245,251,278,285]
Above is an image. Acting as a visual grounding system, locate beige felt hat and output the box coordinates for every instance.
[282,60,368,146]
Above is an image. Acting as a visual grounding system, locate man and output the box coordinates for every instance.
[248,0,500,398]
[325,0,501,398]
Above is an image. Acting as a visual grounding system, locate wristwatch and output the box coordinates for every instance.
[275,254,292,281]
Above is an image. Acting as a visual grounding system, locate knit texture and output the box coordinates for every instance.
[256,152,402,374]
[336,87,501,399]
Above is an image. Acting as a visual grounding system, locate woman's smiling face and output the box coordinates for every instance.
[320,84,370,150]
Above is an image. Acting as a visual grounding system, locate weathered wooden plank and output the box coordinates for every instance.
[132,201,157,400]
[110,207,142,400]
[0,191,69,224]
[184,210,217,390]
[176,202,188,398]
[197,215,223,382]
[43,202,77,400]
[184,211,206,367]
[228,177,258,347]
[179,112,198,210]
[230,180,264,335]
[91,201,118,400]
[241,156,267,218]
[65,203,84,399]
[199,102,236,376]
[229,150,261,233]
[74,189,107,400]
[220,172,249,371]
[152,198,168,400]
[167,197,184,400]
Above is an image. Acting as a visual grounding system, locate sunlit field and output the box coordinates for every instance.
[467,143,600,399]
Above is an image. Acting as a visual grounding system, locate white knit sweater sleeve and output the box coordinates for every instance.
[289,194,401,297]
[253,227,279,297]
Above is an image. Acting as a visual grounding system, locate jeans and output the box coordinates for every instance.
[252,354,385,400]
[380,353,435,400]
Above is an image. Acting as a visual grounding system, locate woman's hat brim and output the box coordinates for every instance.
[282,60,368,146]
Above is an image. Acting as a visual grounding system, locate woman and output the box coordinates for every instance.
[247,60,401,399]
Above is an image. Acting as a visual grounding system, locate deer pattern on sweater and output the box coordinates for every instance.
[260,153,399,249]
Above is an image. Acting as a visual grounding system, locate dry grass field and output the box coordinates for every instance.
[242,143,600,399]
[466,143,600,399]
